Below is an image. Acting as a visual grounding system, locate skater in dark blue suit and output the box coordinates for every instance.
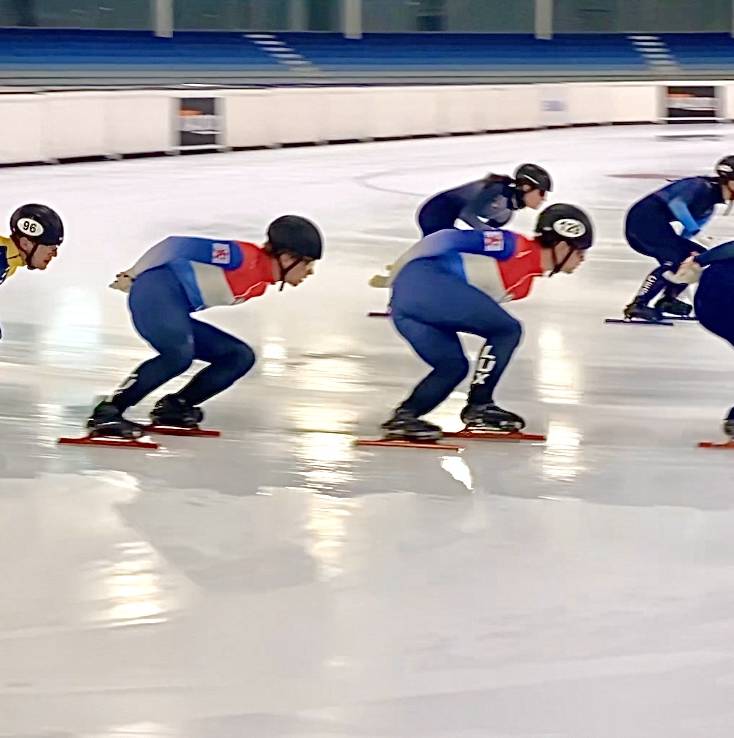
[623,156,734,322]
[417,163,552,236]
[673,241,734,437]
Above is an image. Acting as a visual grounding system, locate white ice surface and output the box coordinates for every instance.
[1,126,734,737]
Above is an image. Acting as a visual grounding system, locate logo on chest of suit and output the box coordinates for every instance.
[211,243,231,264]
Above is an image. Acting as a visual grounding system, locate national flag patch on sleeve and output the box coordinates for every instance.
[212,243,231,264]
[482,231,505,252]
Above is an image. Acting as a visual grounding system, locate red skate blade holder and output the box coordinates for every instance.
[144,424,221,438]
[698,439,734,450]
[354,438,463,451]
[443,428,546,443]
[58,434,159,450]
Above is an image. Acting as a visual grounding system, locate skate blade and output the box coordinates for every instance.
[444,428,546,442]
[367,311,391,318]
[58,434,159,450]
[666,315,698,322]
[605,318,674,327]
[144,424,221,437]
[698,440,734,449]
[355,438,462,451]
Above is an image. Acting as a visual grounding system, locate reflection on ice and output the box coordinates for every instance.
[440,455,474,492]
[542,421,584,483]
[536,326,582,406]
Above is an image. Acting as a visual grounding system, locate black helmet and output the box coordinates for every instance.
[514,163,552,193]
[267,215,322,260]
[715,156,734,182]
[10,203,64,246]
[536,203,593,251]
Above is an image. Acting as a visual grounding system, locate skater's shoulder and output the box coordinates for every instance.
[504,234,543,274]
[0,234,26,284]
[661,175,716,193]
[234,240,272,262]
[0,233,16,254]
[652,176,707,203]
[233,239,263,253]
[451,178,486,197]
[512,234,543,258]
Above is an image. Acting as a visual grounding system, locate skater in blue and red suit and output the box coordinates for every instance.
[623,156,734,322]
[87,216,323,438]
[673,241,734,437]
[417,163,552,236]
[376,204,593,442]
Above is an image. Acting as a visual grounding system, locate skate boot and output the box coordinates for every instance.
[86,401,145,439]
[724,408,734,438]
[460,403,526,433]
[654,296,692,317]
[623,301,663,322]
[380,408,443,441]
[150,394,204,429]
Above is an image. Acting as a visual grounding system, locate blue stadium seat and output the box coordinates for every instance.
[1,28,709,78]
[0,29,280,69]
[279,33,646,71]
[661,33,734,70]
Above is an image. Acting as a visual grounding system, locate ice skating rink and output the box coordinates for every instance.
[2,125,734,737]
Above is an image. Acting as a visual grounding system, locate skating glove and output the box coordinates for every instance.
[368,263,395,288]
[109,271,134,293]
[670,257,703,285]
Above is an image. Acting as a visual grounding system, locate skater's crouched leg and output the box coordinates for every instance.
[173,322,256,408]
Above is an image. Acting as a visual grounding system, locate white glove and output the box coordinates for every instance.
[109,271,135,293]
[369,273,390,288]
[667,257,703,285]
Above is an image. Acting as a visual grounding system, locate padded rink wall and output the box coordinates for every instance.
[0,80,731,165]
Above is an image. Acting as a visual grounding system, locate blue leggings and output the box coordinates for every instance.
[626,199,704,304]
[625,199,701,264]
[417,194,462,236]
[390,259,523,416]
[113,267,255,411]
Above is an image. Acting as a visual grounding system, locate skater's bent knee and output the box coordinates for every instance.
[441,354,470,385]
[507,317,523,342]
[495,316,522,346]
[230,343,256,376]
[163,345,195,374]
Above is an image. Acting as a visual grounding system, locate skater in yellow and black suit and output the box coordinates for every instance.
[0,204,64,288]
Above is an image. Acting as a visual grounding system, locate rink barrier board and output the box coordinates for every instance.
[0,79,731,165]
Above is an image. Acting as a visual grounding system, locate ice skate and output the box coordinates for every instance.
[380,408,443,441]
[724,409,734,438]
[460,403,526,433]
[150,394,204,429]
[623,301,664,322]
[86,401,145,439]
[654,296,693,317]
